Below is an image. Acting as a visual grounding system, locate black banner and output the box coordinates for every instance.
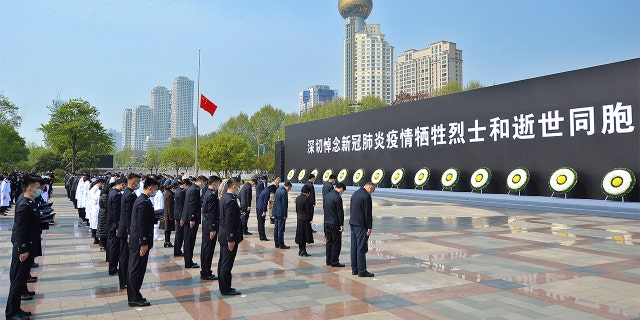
[285,59,640,201]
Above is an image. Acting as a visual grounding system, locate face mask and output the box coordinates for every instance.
[35,189,43,198]
[150,191,157,198]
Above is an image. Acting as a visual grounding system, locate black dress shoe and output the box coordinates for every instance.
[260,238,270,241]
[331,263,345,267]
[109,269,119,276]
[300,252,310,257]
[25,290,35,296]
[31,263,39,268]
[26,276,37,283]
[200,274,218,281]
[20,293,33,300]
[243,231,252,235]
[128,300,151,307]
[352,271,358,275]
[164,242,174,248]
[220,289,241,296]
[185,263,200,268]
[19,310,32,316]
[279,245,290,249]
[119,284,127,290]
[358,271,375,277]
[312,229,317,233]
[173,252,184,257]
[7,313,29,320]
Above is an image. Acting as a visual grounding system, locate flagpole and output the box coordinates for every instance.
[195,49,200,176]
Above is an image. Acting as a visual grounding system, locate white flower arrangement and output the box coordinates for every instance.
[549,167,578,195]
[390,168,405,187]
[470,167,491,191]
[337,168,348,183]
[286,169,295,181]
[310,168,319,179]
[441,168,459,190]
[601,168,636,199]
[352,168,365,186]
[414,167,430,188]
[507,167,530,193]
[322,169,333,182]
[371,168,385,185]
[297,169,307,182]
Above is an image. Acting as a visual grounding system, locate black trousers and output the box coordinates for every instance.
[118,237,129,287]
[5,246,30,317]
[256,209,266,239]
[107,231,120,275]
[183,223,199,267]
[127,246,149,302]
[200,232,218,276]
[325,223,342,266]
[78,207,86,220]
[174,220,184,255]
[217,243,238,294]
[241,208,250,233]
[164,228,172,243]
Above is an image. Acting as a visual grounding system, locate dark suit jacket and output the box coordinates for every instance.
[182,184,202,223]
[304,181,316,205]
[295,193,313,221]
[348,187,372,229]
[255,180,266,201]
[239,182,252,211]
[323,189,344,226]
[118,187,137,238]
[173,187,185,220]
[12,195,40,254]
[322,182,334,198]
[129,193,155,249]
[106,188,122,233]
[273,186,288,218]
[257,188,270,212]
[218,192,243,245]
[201,188,220,234]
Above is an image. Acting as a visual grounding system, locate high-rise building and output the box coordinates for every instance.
[170,76,194,139]
[150,86,172,143]
[131,105,152,151]
[107,129,122,152]
[299,85,339,115]
[339,0,394,104]
[395,41,463,97]
[121,108,133,150]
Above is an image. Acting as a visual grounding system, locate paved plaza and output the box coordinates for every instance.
[1,185,638,319]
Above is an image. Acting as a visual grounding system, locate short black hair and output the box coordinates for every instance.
[335,183,346,190]
[21,174,42,192]
[301,184,312,194]
[143,178,160,189]
[127,173,141,180]
[115,177,128,186]
[197,175,208,183]
[284,181,292,187]
[308,174,316,179]
[208,175,221,185]
[329,174,337,180]
[268,184,277,193]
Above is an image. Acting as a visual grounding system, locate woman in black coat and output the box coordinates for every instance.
[295,184,314,257]
[97,183,110,257]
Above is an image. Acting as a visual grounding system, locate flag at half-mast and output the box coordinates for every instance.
[200,94,218,117]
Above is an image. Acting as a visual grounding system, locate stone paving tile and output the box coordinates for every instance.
[0,186,637,319]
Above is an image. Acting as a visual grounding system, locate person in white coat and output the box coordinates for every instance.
[152,185,164,241]
[75,175,90,223]
[0,176,11,215]
[87,179,105,244]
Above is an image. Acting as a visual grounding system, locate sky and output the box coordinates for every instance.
[1,0,638,146]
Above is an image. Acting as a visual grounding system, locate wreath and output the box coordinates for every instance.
[441,168,459,190]
[322,169,334,183]
[507,167,529,193]
[414,167,430,188]
[286,169,295,181]
[337,168,348,183]
[470,167,491,191]
[352,168,365,185]
[549,167,578,195]
[371,168,385,185]
[297,169,307,182]
[390,168,405,187]
[601,168,636,199]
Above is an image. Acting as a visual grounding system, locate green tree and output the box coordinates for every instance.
[249,105,286,155]
[276,112,301,141]
[33,150,64,173]
[160,147,194,176]
[115,148,134,169]
[143,145,161,174]
[430,82,463,98]
[464,80,484,91]
[358,95,388,112]
[255,152,275,173]
[199,133,253,178]
[0,124,28,170]
[0,93,22,127]
[39,99,113,173]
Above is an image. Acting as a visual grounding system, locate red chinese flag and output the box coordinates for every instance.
[200,94,218,117]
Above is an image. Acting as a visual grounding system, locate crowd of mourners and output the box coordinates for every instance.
[4,170,377,319]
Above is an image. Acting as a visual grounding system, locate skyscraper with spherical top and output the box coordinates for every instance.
[339,0,393,104]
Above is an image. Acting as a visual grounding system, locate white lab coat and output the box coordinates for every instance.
[0,180,11,207]
[42,185,50,203]
[75,179,87,208]
[87,185,101,229]
[153,190,164,211]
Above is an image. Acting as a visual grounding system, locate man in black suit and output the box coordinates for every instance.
[106,177,126,276]
[5,174,41,320]
[323,183,346,267]
[173,179,190,256]
[349,182,376,277]
[182,176,207,269]
[303,174,317,233]
[127,178,159,307]
[238,179,256,235]
[322,174,336,198]
[218,178,243,296]
[200,176,221,281]
[118,173,140,290]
